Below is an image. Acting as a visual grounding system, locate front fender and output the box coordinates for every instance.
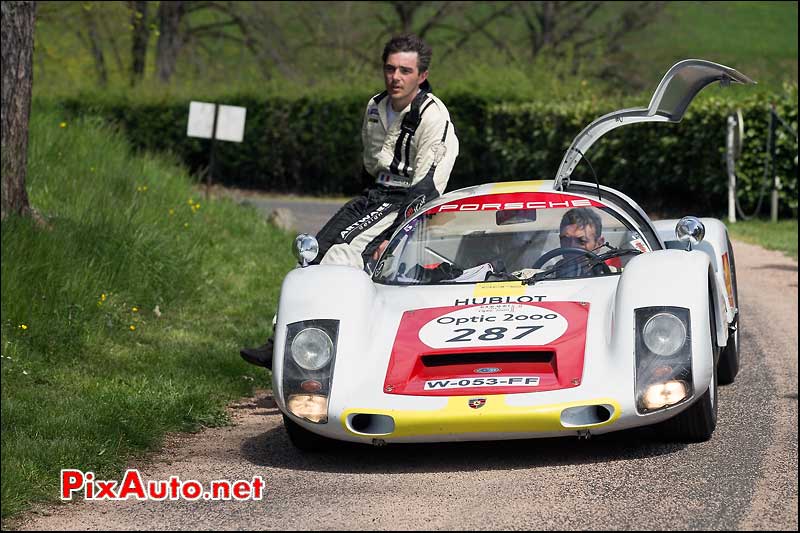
[611,250,716,397]
[652,217,734,344]
[274,265,377,407]
[276,265,375,326]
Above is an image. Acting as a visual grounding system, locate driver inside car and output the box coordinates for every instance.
[494,207,610,281]
[392,207,627,284]
[559,207,604,251]
[551,207,612,278]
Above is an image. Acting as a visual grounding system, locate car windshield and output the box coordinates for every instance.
[372,193,649,285]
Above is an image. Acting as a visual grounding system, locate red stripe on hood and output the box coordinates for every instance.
[383,301,589,396]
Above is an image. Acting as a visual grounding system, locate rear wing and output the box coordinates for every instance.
[553,59,756,191]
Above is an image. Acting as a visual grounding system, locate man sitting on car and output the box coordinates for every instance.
[240,33,459,368]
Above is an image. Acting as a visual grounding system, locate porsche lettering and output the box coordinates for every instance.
[436,199,592,213]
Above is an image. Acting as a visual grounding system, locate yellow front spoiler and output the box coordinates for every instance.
[341,396,622,438]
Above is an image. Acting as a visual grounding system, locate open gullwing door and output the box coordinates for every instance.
[553,59,756,191]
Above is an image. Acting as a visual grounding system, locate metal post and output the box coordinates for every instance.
[769,105,778,222]
[207,104,219,201]
[726,114,737,223]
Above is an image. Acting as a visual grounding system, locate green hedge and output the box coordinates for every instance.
[483,87,798,217]
[56,84,797,217]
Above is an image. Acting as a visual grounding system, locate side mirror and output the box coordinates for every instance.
[675,217,705,251]
[293,233,319,267]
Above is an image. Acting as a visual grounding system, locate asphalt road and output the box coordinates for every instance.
[239,196,346,235]
[18,198,798,531]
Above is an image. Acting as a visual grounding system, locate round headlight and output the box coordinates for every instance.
[290,328,333,370]
[643,313,687,356]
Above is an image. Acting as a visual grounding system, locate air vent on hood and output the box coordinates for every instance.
[421,351,554,367]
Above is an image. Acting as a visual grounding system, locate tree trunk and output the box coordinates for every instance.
[1,1,36,220]
[129,0,149,86]
[390,1,421,34]
[155,1,185,83]
[82,6,107,87]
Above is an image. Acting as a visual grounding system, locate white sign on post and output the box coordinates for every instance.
[187,101,216,139]
[215,105,247,143]
[187,101,247,198]
[187,102,247,143]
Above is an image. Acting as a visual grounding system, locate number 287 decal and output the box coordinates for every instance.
[418,305,569,349]
[446,326,542,343]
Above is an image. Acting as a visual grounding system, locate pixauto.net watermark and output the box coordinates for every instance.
[61,469,265,501]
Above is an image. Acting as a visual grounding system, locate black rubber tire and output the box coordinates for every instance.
[717,235,740,385]
[282,414,338,452]
[658,297,719,443]
[660,362,718,443]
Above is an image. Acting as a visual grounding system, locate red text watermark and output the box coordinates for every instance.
[60,469,265,501]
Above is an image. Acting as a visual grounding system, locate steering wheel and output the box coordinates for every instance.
[531,247,611,275]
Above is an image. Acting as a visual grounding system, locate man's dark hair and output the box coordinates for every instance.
[560,208,603,237]
[382,34,433,73]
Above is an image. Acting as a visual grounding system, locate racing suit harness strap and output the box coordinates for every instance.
[388,87,432,179]
[380,114,453,240]
[372,90,388,105]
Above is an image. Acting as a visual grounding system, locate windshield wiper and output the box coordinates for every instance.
[485,270,520,282]
[596,248,642,261]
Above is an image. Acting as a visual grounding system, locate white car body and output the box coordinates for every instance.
[272,60,751,448]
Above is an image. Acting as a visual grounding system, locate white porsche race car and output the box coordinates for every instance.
[272,60,752,450]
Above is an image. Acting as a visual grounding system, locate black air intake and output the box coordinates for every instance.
[421,351,554,367]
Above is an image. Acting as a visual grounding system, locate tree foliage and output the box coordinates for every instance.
[31,1,674,91]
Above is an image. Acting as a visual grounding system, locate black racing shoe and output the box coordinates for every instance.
[240,338,274,369]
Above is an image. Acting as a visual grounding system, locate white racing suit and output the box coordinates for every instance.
[315,83,459,269]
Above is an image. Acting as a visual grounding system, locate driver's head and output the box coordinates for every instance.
[382,34,431,110]
[559,208,604,251]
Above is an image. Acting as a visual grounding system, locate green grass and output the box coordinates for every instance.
[726,218,798,259]
[0,105,295,519]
